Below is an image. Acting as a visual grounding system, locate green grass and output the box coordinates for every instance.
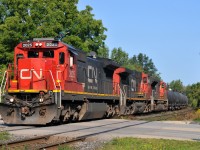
[0,131,10,141]
[100,137,200,150]
[58,145,73,150]
[194,109,200,122]
[194,118,200,122]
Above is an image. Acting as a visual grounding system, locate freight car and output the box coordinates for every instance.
[0,38,188,125]
[167,91,188,110]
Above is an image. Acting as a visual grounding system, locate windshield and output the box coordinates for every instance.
[43,50,54,58]
[27,50,54,58]
[28,51,39,58]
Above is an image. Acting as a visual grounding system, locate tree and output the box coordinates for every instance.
[0,0,108,64]
[97,45,109,58]
[111,47,129,65]
[185,83,200,107]
[128,53,160,79]
[169,79,184,92]
[62,5,108,56]
[0,64,7,81]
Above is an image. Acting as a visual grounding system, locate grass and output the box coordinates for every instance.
[58,145,73,150]
[194,118,200,122]
[0,131,11,150]
[194,109,200,122]
[0,131,10,141]
[100,137,200,150]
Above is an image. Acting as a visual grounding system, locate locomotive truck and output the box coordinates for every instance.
[0,38,188,125]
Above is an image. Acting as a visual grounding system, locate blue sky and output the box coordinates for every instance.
[78,0,200,85]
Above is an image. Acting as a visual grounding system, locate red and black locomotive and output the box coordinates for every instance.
[0,38,188,125]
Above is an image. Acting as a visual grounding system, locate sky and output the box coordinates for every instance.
[78,0,200,85]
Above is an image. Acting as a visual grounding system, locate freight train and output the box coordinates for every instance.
[0,38,188,125]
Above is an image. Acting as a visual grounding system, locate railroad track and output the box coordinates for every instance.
[0,120,150,149]
[0,107,195,149]
[0,132,96,150]
[133,107,194,121]
[1,126,38,132]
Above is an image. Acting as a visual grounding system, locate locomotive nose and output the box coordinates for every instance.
[18,58,55,90]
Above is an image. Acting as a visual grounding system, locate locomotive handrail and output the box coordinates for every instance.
[48,70,62,107]
[49,70,58,105]
[0,71,7,102]
[58,82,61,108]
[119,84,127,106]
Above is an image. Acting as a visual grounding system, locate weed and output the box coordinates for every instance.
[0,131,10,141]
[100,137,200,150]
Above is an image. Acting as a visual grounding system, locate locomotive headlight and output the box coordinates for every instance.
[39,43,42,47]
[39,98,44,103]
[35,43,39,47]
[10,98,14,103]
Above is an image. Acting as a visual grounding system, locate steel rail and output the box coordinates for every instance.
[0,120,131,149]
[35,121,150,150]
[0,134,52,150]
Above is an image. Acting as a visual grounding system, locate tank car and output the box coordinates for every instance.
[167,91,188,110]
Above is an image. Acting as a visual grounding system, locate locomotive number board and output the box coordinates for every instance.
[22,43,33,48]
[21,42,58,48]
[45,42,58,47]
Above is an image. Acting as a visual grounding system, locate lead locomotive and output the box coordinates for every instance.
[0,38,188,125]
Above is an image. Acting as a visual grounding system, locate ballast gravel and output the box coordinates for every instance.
[72,139,110,150]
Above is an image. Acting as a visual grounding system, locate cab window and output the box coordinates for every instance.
[59,52,65,64]
[143,77,147,83]
[161,83,165,88]
[70,55,74,67]
[43,51,54,58]
[28,51,39,58]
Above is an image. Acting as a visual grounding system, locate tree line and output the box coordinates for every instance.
[0,0,199,107]
[0,0,159,78]
[111,47,160,79]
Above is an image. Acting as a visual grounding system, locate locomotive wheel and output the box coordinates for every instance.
[63,111,70,123]
[125,107,131,115]
[105,105,117,118]
[144,104,151,113]
[130,103,137,114]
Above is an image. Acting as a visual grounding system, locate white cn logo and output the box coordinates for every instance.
[20,69,42,79]
[88,65,98,84]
